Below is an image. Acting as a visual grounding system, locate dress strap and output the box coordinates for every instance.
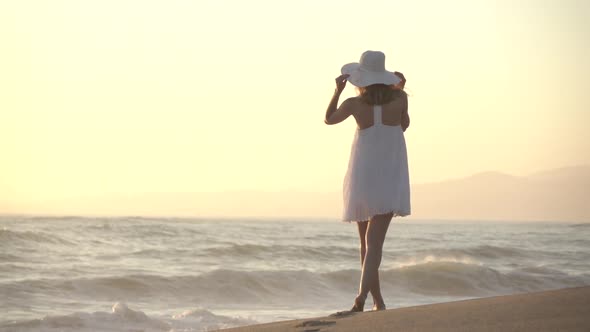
[373,105,382,126]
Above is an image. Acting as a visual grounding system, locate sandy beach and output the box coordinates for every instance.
[217,286,590,332]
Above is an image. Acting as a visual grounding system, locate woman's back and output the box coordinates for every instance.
[350,94,409,131]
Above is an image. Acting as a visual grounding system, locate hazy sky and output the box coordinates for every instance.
[1,0,589,213]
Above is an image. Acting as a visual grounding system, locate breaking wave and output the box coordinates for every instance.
[0,302,255,332]
[4,262,588,305]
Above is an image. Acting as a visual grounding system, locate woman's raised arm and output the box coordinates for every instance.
[325,74,354,125]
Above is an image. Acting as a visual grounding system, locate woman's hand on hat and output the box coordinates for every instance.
[335,74,350,93]
[394,71,406,82]
[394,71,406,88]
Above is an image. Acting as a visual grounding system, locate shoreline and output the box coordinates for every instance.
[216,286,590,332]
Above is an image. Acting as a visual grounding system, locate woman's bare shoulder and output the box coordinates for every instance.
[340,96,364,110]
[384,93,408,106]
[343,96,362,104]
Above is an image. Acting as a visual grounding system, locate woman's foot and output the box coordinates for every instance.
[350,295,365,312]
[329,296,365,317]
[372,302,386,311]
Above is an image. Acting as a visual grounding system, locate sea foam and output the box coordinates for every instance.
[0,302,255,332]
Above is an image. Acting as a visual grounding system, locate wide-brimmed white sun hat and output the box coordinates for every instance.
[341,50,401,88]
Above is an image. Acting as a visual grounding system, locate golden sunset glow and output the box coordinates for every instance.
[1,0,588,216]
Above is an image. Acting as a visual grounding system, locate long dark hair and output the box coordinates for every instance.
[358,84,406,105]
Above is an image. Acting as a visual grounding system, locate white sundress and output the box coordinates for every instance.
[342,104,411,222]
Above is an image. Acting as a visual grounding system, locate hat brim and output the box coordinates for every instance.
[341,62,401,88]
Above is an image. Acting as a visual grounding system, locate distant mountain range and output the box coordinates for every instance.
[4,165,589,222]
[410,165,590,222]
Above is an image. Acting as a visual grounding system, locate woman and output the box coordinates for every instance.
[324,50,411,312]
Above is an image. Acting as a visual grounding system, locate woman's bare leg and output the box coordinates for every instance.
[356,221,386,310]
[353,212,392,311]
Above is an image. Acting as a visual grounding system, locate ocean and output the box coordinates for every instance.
[1,216,589,332]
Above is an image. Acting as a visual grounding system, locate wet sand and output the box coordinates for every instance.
[216,286,590,332]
